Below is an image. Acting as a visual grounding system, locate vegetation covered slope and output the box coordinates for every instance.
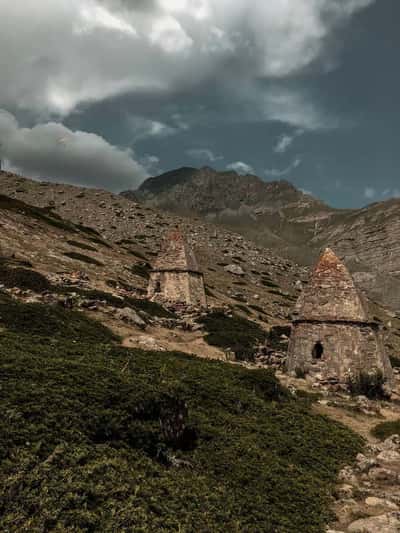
[0,294,363,532]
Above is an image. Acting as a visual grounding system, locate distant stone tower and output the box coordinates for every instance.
[148,229,207,307]
[287,248,393,385]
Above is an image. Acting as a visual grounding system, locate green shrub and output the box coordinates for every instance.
[63,251,104,267]
[56,287,173,319]
[88,236,112,249]
[249,304,267,315]
[0,194,77,233]
[130,262,151,279]
[261,279,279,288]
[0,265,52,293]
[126,248,148,261]
[268,325,291,351]
[347,370,389,400]
[0,329,363,532]
[389,355,400,368]
[66,240,98,252]
[0,294,116,343]
[74,223,101,237]
[235,304,252,315]
[126,297,176,319]
[198,311,267,361]
[371,420,400,440]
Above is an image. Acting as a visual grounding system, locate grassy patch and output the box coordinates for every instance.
[347,371,389,400]
[0,293,116,343]
[198,311,267,361]
[88,237,112,249]
[0,317,363,532]
[249,304,267,315]
[130,262,151,279]
[235,304,252,315]
[389,355,400,368]
[261,279,280,288]
[63,251,104,267]
[125,297,176,319]
[371,420,400,441]
[66,240,98,252]
[74,223,102,237]
[0,194,77,233]
[57,287,174,319]
[0,265,52,293]
[268,325,292,351]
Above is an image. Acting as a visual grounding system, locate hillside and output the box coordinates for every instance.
[0,292,364,531]
[0,170,307,332]
[125,167,400,312]
[124,166,338,262]
[1,171,400,531]
[0,169,400,358]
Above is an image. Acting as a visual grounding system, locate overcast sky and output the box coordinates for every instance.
[0,0,399,207]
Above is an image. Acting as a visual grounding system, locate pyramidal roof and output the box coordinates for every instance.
[295,248,368,322]
[152,229,201,273]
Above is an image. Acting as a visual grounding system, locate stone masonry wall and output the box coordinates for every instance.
[188,272,207,307]
[148,270,206,306]
[287,322,393,384]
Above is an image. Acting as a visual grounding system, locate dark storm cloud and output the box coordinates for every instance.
[0,0,375,116]
[2,0,398,207]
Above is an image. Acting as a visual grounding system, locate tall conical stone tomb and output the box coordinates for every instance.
[287,248,393,386]
[148,229,207,307]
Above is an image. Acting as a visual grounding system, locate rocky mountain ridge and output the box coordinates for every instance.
[125,166,400,312]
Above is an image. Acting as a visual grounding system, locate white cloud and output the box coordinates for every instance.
[264,157,301,178]
[0,0,375,120]
[129,116,178,142]
[186,148,223,162]
[149,15,193,54]
[274,135,294,154]
[76,3,137,35]
[364,186,376,200]
[226,161,254,175]
[274,129,304,153]
[0,109,147,191]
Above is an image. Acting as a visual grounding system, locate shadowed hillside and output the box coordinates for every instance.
[0,293,362,532]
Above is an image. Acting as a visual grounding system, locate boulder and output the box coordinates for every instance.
[368,467,399,483]
[336,484,354,499]
[224,264,245,276]
[116,307,146,329]
[348,512,400,532]
[356,453,378,473]
[382,435,400,452]
[377,450,400,463]
[365,496,399,510]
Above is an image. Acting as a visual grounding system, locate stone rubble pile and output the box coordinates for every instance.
[330,435,400,532]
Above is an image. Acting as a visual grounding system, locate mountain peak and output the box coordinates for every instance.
[130,166,320,211]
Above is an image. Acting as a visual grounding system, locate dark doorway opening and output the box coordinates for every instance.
[312,342,324,360]
[155,281,161,294]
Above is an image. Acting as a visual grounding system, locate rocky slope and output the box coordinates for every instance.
[125,166,400,312]
[124,166,339,262]
[0,170,310,356]
[2,171,400,532]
